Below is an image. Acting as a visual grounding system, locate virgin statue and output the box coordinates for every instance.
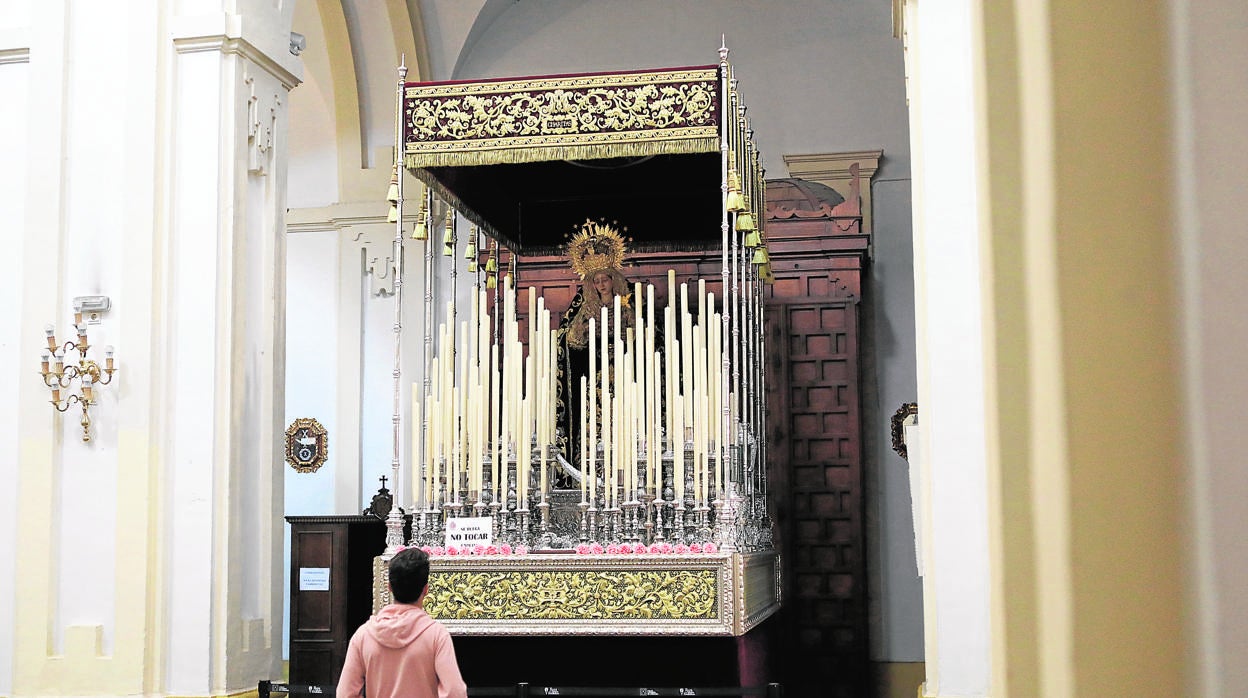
[553,220,635,487]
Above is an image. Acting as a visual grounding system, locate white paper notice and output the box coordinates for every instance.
[299,567,331,591]
[445,516,492,549]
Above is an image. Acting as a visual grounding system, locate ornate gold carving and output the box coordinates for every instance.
[371,552,781,636]
[404,68,720,167]
[285,417,328,473]
[425,568,718,621]
[890,402,918,460]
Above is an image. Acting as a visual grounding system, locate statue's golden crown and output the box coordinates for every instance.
[567,219,627,279]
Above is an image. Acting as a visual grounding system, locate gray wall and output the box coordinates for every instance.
[423,0,922,662]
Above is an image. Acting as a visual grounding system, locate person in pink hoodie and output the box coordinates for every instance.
[337,548,468,698]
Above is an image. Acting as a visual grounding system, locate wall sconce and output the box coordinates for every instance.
[40,307,117,442]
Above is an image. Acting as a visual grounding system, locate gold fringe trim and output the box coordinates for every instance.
[407,169,511,249]
[404,136,719,169]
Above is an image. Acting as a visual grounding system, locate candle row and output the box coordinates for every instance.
[411,272,732,513]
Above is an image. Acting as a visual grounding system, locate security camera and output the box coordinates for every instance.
[289,32,306,56]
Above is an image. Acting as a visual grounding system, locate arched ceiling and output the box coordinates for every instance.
[286,1,528,206]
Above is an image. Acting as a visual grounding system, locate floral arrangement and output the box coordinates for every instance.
[398,544,529,557]
[576,542,719,555]
[396,542,721,557]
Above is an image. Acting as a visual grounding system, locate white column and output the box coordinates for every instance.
[165,3,300,694]
[1172,1,1248,695]
[0,4,31,697]
[903,0,993,695]
[5,1,300,696]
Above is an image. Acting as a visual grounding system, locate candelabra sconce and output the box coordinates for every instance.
[40,310,117,442]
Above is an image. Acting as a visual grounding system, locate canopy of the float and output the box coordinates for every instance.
[401,65,732,257]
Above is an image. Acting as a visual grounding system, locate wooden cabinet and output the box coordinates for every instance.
[763,177,869,698]
[285,515,386,688]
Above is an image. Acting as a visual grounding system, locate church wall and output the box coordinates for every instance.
[4,0,299,695]
[286,0,339,210]
[861,177,921,666]
[0,8,30,696]
[902,2,993,694]
[10,3,153,695]
[282,229,341,660]
[284,0,435,535]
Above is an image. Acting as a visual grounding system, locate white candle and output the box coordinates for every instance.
[588,315,597,504]
[613,296,622,507]
[711,313,722,497]
[458,320,469,498]
[523,353,534,507]
[674,375,685,504]
[601,305,611,507]
[633,280,643,489]
[444,322,454,501]
[536,299,546,439]
[665,306,675,456]
[646,284,656,494]
[682,283,693,426]
[693,331,702,506]
[491,343,501,503]
[647,330,658,494]
[527,287,537,373]
[621,357,631,502]
[698,278,706,333]
[538,305,549,501]
[412,383,422,508]
[580,375,588,502]
[427,394,436,506]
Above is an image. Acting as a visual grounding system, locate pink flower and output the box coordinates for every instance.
[674,544,690,554]
[590,542,605,555]
[421,546,434,554]
[703,542,718,553]
[500,544,513,555]
[690,543,703,553]
[635,544,648,554]
[515,545,529,555]
[648,544,662,554]
[446,546,461,556]
[619,543,633,554]
[485,545,499,555]
[431,546,445,556]
[575,543,591,555]
[473,544,487,556]
[606,544,621,555]
[659,543,673,554]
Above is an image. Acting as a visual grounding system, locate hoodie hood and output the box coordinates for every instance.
[364,604,436,649]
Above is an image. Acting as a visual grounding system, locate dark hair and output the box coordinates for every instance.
[388,548,431,603]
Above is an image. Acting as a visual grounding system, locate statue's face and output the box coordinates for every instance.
[592,272,613,299]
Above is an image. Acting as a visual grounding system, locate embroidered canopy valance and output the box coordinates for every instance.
[401,64,762,256]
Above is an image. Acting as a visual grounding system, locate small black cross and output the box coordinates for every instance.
[379,475,389,489]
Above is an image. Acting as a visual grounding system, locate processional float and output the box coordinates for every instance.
[374,44,780,636]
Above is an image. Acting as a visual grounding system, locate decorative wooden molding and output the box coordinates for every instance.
[783,150,883,237]
[173,35,301,90]
[244,67,281,175]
